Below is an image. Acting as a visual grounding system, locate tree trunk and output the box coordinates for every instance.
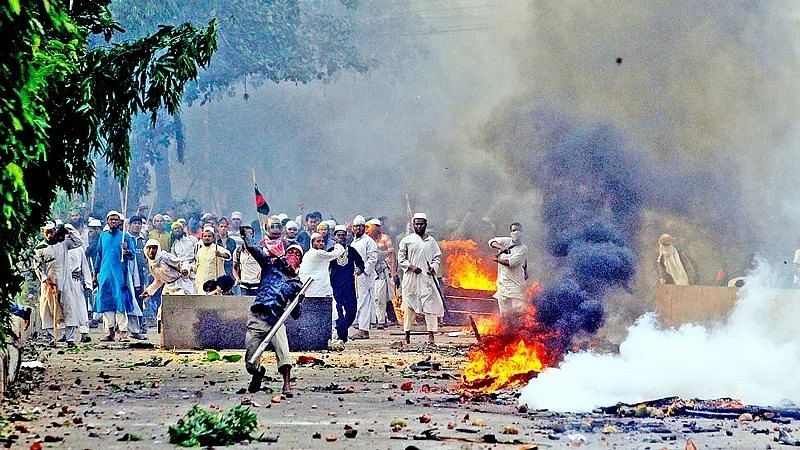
[153,145,173,214]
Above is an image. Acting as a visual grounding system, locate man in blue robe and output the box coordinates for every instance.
[93,211,136,342]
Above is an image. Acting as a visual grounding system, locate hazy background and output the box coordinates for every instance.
[152,0,800,331]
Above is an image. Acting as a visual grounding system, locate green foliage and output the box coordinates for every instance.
[0,0,217,339]
[168,405,258,447]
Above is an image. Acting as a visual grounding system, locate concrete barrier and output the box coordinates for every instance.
[160,295,331,351]
[655,284,800,327]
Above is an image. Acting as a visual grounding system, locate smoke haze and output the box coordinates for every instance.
[519,260,800,412]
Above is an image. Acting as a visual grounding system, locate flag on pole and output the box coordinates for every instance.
[254,184,270,216]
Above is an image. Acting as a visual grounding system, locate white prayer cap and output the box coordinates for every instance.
[352,215,366,225]
[42,221,56,231]
[202,225,215,234]
[231,211,242,220]
[285,220,298,229]
[106,210,122,219]
[413,212,427,221]
[88,219,102,227]
[177,218,187,224]
[310,232,323,241]
[277,213,289,221]
[163,214,172,222]
[367,218,381,226]
[334,225,347,233]
[286,244,304,255]
[153,213,164,221]
[145,239,160,248]
[54,219,63,226]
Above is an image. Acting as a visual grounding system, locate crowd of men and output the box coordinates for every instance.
[21,205,531,392]
[24,208,462,347]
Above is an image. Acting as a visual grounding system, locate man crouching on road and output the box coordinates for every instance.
[240,226,303,395]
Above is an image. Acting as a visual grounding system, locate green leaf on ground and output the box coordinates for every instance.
[205,350,220,362]
[221,354,242,363]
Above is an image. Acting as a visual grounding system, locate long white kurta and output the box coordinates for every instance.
[350,233,378,330]
[62,247,92,329]
[397,233,444,317]
[299,244,345,298]
[34,227,82,330]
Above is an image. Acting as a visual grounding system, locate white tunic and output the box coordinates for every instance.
[61,247,92,328]
[488,236,528,299]
[350,233,378,288]
[34,227,82,329]
[397,233,444,317]
[299,244,345,297]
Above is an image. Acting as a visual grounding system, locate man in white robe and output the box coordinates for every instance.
[34,222,83,347]
[397,213,444,345]
[140,239,194,297]
[65,245,93,343]
[488,222,529,322]
[349,215,378,339]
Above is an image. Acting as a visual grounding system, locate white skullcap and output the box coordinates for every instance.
[334,225,347,233]
[310,232,323,241]
[285,220,298,229]
[88,219,102,227]
[163,215,172,222]
[106,210,122,219]
[286,244,304,255]
[352,215,365,225]
[230,211,242,220]
[42,221,56,231]
[277,213,289,221]
[153,214,164,220]
[177,218,187,224]
[145,239,160,248]
[367,218,381,226]
[202,225,215,234]
[413,213,427,221]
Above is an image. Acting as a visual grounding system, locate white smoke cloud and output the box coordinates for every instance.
[519,260,800,412]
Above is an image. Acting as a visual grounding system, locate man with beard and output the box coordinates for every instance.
[34,222,83,347]
[398,213,444,345]
[367,218,398,329]
[68,208,88,244]
[170,221,197,290]
[240,226,303,395]
[489,222,529,322]
[328,225,364,345]
[195,226,232,293]
[349,215,378,339]
[93,211,136,342]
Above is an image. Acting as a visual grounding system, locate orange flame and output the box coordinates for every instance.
[440,240,496,291]
[462,306,559,392]
[462,337,546,392]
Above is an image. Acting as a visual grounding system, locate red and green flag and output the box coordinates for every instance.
[254,184,270,216]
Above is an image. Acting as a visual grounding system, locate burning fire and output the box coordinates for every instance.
[461,303,558,393]
[440,240,496,291]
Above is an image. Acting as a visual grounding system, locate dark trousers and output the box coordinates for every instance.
[334,296,357,342]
